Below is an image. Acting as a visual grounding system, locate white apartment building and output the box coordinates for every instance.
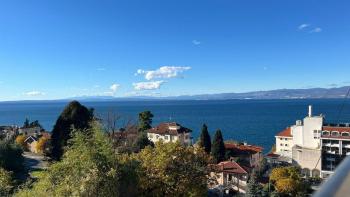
[275,106,326,178]
[147,122,192,146]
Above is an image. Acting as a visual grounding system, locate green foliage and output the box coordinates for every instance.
[23,119,43,129]
[0,140,24,173]
[16,122,120,197]
[50,101,94,160]
[211,129,225,163]
[246,172,263,197]
[197,124,211,154]
[23,118,30,128]
[134,141,210,196]
[132,131,154,151]
[0,168,13,197]
[138,111,154,132]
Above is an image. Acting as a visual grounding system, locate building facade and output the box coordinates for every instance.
[147,122,192,146]
[274,105,350,178]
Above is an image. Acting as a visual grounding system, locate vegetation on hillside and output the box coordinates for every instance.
[50,100,94,160]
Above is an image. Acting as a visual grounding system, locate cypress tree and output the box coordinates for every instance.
[211,129,225,163]
[50,101,94,160]
[138,111,154,132]
[198,124,211,154]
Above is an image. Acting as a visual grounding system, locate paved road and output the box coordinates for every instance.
[23,152,48,171]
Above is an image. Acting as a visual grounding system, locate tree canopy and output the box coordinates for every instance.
[211,129,226,163]
[138,111,154,132]
[133,141,210,196]
[0,168,13,197]
[270,166,309,196]
[50,101,94,160]
[16,122,120,197]
[197,124,211,154]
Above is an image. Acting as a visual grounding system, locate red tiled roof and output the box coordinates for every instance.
[276,127,292,137]
[322,126,350,133]
[321,126,350,139]
[212,161,248,174]
[266,153,280,158]
[147,122,192,135]
[225,143,263,154]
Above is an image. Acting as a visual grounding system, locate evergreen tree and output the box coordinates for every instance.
[138,111,154,132]
[23,118,30,128]
[197,124,211,154]
[50,101,94,160]
[211,129,225,163]
[246,171,263,197]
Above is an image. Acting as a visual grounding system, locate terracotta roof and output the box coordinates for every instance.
[322,126,350,133]
[266,153,280,158]
[147,122,192,135]
[224,143,263,154]
[276,127,292,137]
[321,126,350,139]
[211,161,248,174]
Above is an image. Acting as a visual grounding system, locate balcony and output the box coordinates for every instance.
[326,150,336,154]
[323,143,331,147]
[331,144,340,148]
[343,144,350,149]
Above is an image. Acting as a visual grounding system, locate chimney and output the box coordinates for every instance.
[308,105,312,117]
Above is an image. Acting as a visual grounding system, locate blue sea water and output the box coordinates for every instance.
[1,99,350,152]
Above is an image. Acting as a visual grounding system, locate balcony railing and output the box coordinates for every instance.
[314,156,350,197]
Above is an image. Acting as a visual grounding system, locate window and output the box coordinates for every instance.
[284,138,288,140]
[342,132,350,137]
[331,131,339,137]
[280,138,283,140]
[280,143,283,146]
[285,144,288,147]
[322,131,330,136]
[164,136,169,140]
[156,135,159,139]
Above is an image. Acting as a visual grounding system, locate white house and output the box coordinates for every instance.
[147,122,192,146]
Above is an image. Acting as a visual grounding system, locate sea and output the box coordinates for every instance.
[1,99,350,152]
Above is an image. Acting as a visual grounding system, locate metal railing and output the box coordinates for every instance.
[314,156,350,197]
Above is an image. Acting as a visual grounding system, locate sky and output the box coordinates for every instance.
[0,0,350,101]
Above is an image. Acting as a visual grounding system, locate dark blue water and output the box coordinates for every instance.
[1,99,350,152]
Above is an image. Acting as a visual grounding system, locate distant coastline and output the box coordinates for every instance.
[1,86,349,103]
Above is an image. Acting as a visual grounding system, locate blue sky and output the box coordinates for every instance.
[0,0,350,101]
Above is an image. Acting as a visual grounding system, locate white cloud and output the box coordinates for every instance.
[192,40,201,45]
[110,83,120,92]
[135,66,191,80]
[310,27,322,33]
[133,81,165,90]
[298,24,310,30]
[25,91,45,96]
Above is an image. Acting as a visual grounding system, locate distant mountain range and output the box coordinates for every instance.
[2,86,349,103]
[72,86,350,101]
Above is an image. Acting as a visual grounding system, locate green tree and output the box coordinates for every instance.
[50,101,94,160]
[246,171,263,197]
[16,122,120,197]
[138,111,154,132]
[0,168,13,197]
[197,124,211,154]
[211,129,225,163]
[132,131,154,151]
[0,140,24,173]
[23,118,30,128]
[134,141,209,196]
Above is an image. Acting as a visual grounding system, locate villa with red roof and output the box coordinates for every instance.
[208,160,248,194]
[147,122,192,146]
[224,143,263,169]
